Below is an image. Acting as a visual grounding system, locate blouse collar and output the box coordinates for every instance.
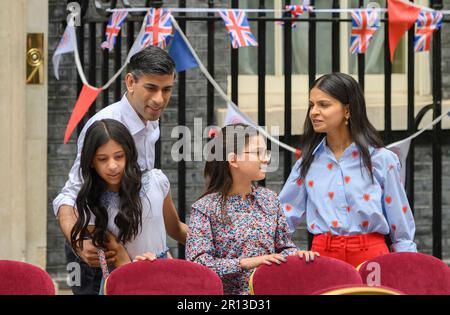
[312,136,376,158]
[226,185,258,202]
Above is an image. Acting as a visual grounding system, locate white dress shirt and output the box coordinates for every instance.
[53,93,160,216]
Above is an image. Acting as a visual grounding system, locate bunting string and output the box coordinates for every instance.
[69,16,129,90]
[58,1,450,151]
[170,15,297,154]
[386,111,450,149]
[107,8,450,15]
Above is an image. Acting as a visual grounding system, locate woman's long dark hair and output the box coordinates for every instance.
[202,123,259,223]
[70,119,143,251]
[300,72,384,181]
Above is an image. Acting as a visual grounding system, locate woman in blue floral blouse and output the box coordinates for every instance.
[279,73,417,268]
[186,123,318,295]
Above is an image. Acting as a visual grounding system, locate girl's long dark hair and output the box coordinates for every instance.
[70,119,143,251]
[300,72,384,181]
[202,123,259,223]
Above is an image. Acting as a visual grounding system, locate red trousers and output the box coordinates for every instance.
[311,233,390,268]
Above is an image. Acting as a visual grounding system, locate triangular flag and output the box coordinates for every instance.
[388,0,421,63]
[52,24,76,80]
[101,11,128,52]
[219,10,258,49]
[223,102,256,127]
[387,138,411,187]
[414,10,443,52]
[350,9,380,54]
[126,9,173,62]
[284,5,313,28]
[168,31,198,72]
[64,84,102,144]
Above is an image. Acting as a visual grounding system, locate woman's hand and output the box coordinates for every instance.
[296,250,320,263]
[133,252,157,262]
[239,254,287,270]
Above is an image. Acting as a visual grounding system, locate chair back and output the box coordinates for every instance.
[358,252,450,295]
[249,256,363,295]
[105,259,223,295]
[0,260,55,295]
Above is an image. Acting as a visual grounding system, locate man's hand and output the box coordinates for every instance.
[57,205,116,267]
[75,239,117,268]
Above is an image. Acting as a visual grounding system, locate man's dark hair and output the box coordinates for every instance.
[128,46,176,80]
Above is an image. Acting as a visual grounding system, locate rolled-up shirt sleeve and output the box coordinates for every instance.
[382,153,417,252]
[279,158,307,233]
[52,125,88,216]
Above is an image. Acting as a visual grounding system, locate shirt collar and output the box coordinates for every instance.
[311,136,376,157]
[227,185,258,203]
[120,93,146,135]
[312,137,327,156]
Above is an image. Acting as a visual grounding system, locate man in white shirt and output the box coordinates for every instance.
[53,46,176,294]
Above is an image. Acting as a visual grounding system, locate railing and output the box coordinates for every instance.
[67,0,449,258]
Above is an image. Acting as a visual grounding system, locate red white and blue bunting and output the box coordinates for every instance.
[54,0,450,172]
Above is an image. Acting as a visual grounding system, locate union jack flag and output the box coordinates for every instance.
[350,9,380,54]
[141,8,173,49]
[414,10,443,52]
[101,11,128,52]
[283,5,313,28]
[219,10,258,49]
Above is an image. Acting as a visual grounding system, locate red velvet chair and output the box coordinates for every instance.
[358,252,450,295]
[104,259,223,295]
[249,256,363,295]
[312,284,404,295]
[0,260,55,295]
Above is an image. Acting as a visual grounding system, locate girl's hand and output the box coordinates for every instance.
[76,239,116,267]
[104,231,121,251]
[297,250,320,263]
[133,252,157,262]
[239,254,287,270]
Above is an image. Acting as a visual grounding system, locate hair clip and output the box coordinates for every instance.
[208,127,219,139]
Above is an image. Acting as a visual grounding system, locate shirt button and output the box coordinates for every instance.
[337,181,342,186]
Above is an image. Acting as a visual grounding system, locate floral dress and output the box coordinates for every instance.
[186,186,298,295]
